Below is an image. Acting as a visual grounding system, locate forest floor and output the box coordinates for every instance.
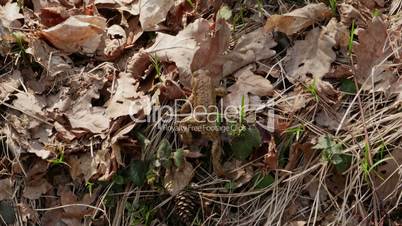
[1,0,402,225]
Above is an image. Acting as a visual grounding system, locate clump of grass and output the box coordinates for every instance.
[306,79,319,102]
[348,20,356,55]
[329,0,337,14]
[285,125,304,142]
[150,54,162,79]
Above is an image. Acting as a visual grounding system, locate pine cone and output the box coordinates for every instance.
[174,190,200,225]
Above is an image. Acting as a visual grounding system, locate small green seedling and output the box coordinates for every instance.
[85,181,94,196]
[215,112,223,126]
[372,9,380,17]
[150,54,162,79]
[253,173,274,189]
[217,5,232,20]
[12,32,27,65]
[329,0,337,15]
[306,79,319,102]
[256,0,265,16]
[228,95,247,136]
[314,135,350,172]
[348,20,356,55]
[239,95,245,124]
[186,0,194,8]
[127,202,154,226]
[48,146,69,167]
[232,6,245,31]
[286,125,304,142]
[361,142,390,177]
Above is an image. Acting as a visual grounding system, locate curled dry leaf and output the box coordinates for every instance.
[223,28,276,77]
[355,17,394,91]
[264,3,332,36]
[224,66,274,108]
[55,72,109,135]
[104,24,127,59]
[0,2,24,27]
[139,0,174,31]
[164,161,194,196]
[41,15,106,54]
[127,49,151,79]
[126,16,143,45]
[264,138,278,170]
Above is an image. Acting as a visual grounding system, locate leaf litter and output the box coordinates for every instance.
[0,0,402,225]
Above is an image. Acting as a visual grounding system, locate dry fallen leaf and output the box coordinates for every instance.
[12,92,46,116]
[359,0,384,9]
[276,86,311,113]
[285,25,337,83]
[159,79,186,101]
[62,73,109,134]
[355,17,393,91]
[106,72,151,119]
[39,6,69,27]
[264,138,278,170]
[67,153,98,182]
[41,15,106,54]
[264,3,332,36]
[0,2,24,27]
[372,150,402,201]
[164,161,194,196]
[339,3,362,26]
[26,39,73,76]
[145,18,210,82]
[17,202,39,224]
[0,70,21,101]
[139,0,174,31]
[126,49,151,79]
[59,187,97,218]
[315,109,344,131]
[285,221,307,226]
[0,178,13,200]
[224,66,273,108]
[223,160,254,188]
[23,178,52,200]
[65,89,109,134]
[223,28,276,77]
[104,24,127,59]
